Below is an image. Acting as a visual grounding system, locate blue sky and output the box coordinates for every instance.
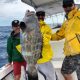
[0,0,80,26]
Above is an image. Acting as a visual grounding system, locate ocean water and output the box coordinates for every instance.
[0,26,11,68]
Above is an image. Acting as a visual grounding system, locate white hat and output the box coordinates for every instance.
[36,7,45,12]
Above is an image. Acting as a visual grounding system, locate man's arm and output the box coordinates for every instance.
[37,25,52,63]
[7,37,13,63]
[51,22,66,41]
[42,25,52,45]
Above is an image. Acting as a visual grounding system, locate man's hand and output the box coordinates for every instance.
[5,63,12,67]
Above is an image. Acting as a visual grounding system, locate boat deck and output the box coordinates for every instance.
[0,60,78,80]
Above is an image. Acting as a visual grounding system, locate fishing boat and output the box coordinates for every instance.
[0,0,80,80]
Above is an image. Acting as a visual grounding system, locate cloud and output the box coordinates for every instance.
[0,0,35,26]
[6,0,13,2]
[5,0,16,3]
[0,0,35,18]
[0,0,17,3]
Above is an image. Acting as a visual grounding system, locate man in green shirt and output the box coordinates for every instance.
[7,20,26,80]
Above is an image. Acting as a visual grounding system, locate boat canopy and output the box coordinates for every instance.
[21,0,80,16]
[21,0,63,16]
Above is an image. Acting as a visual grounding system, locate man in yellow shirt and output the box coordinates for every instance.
[36,9,57,80]
[51,0,80,80]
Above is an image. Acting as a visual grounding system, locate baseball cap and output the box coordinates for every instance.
[12,20,19,27]
[36,8,45,17]
[63,0,74,8]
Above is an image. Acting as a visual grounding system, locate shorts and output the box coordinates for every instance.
[13,61,26,76]
[37,61,57,80]
[61,54,80,75]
